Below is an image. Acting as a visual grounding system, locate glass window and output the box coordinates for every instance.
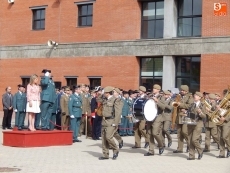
[89,78,101,90]
[21,78,30,87]
[66,78,77,90]
[140,57,163,90]
[32,9,45,30]
[178,0,202,37]
[78,4,93,27]
[176,56,201,93]
[141,1,164,39]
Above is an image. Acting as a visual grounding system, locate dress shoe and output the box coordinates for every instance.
[132,146,141,149]
[96,137,100,140]
[7,127,13,129]
[41,128,47,131]
[203,149,210,152]
[35,127,41,130]
[98,157,109,160]
[187,158,195,160]
[18,127,22,131]
[112,152,119,160]
[159,147,164,155]
[186,147,189,153]
[119,140,123,149]
[173,150,183,153]
[217,155,225,158]
[227,150,230,158]
[144,142,149,148]
[198,152,203,160]
[2,127,6,130]
[74,139,82,142]
[144,152,154,156]
[168,142,172,148]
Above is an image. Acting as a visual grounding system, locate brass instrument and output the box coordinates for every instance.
[201,98,212,118]
[171,94,181,129]
[210,86,230,125]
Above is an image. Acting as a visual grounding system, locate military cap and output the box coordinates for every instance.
[114,88,121,94]
[153,84,161,90]
[104,86,114,93]
[134,90,139,93]
[42,69,51,73]
[123,91,129,95]
[139,86,146,92]
[209,93,216,100]
[18,84,25,88]
[215,92,221,97]
[195,91,203,97]
[180,85,189,92]
[163,90,171,95]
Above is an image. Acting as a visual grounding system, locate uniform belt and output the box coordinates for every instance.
[104,116,114,120]
[73,106,81,108]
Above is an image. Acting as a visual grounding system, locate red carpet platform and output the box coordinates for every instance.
[3,130,73,147]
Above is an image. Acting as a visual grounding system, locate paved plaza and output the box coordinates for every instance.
[0,112,229,173]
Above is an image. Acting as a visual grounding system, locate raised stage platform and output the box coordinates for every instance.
[3,130,73,147]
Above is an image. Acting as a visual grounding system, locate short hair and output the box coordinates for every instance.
[223,89,228,95]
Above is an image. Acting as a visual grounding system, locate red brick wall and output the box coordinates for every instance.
[202,0,230,36]
[0,56,140,109]
[200,54,230,93]
[0,0,141,45]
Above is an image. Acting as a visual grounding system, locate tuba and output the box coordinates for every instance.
[201,98,212,118]
[171,94,181,129]
[210,86,230,125]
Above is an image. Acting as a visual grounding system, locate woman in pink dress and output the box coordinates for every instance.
[26,74,41,131]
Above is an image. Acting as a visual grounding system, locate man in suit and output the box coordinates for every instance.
[40,69,56,131]
[60,87,71,130]
[69,85,83,143]
[2,86,14,130]
[187,92,206,160]
[13,84,27,130]
[173,85,194,153]
[98,86,123,160]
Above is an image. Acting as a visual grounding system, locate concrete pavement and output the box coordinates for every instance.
[0,111,229,173]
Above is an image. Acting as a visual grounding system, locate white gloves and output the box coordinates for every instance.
[70,115,74,118]
[14,109,17,112]
[45,72,50,77]
[112,124,116,127]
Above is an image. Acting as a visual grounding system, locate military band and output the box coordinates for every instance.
[2,69,230,161]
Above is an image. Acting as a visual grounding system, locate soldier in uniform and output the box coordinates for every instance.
[40,69,56,131]
[173,85,193,153]
[80,84,92,138]
[99,86,123,160]
[60,87,71,130]
[203,93,220,152]
[69,85,82,143]
[144,84,165,156]
[161,90,173,148]
[187,92,206,160]
[132,86,149,149]
[49,90,58,130]
[13,84,27,130]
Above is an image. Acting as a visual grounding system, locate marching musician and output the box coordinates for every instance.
[144,84,165,156]
[98,86,123,160]
[216,89,230,158]
[161,90,173,148]
[173,85,193,153]
[203,93,220,152]
[186,92,206,160]
[132,86,149,149]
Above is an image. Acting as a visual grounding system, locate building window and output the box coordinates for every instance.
[141,1,164,39]
[140,57,163,90]
[54,82,62,89]
[175,56,200,93]
[178,0,202,37]
[78,4,93,27]
[32,8,46,30]
[66,77,77,90]
[88,77,101,90]
[21,77,30,87]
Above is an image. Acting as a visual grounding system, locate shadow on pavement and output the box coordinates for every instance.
[82,151,102,158]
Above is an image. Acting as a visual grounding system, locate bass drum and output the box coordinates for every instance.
[143,99,158,121]
[132,98,146,120]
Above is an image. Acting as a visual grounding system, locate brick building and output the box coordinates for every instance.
[0,0,230,106]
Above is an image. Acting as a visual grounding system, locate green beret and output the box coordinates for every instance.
[163,90,171,95]
[104,86,114,93]
[209,93,216,100]
[114,88,121,94]
[180,85,189,92]
[139,86,146,92]
[195,91,203,97]
[153,84,161,90]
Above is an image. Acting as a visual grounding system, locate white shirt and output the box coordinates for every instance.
[195,101,201,107]
[140,94,145,98]
[108,95,113,100]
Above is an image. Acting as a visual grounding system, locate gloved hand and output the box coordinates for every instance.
[14,109,17,112]
[45,72,50,77]
[111,124,116,127]
[70,115,74,118]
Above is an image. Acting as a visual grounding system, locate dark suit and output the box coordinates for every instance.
[2,92,14,128]
[91,97,99,139]
[13,91,26,128]
[40,76,56,130]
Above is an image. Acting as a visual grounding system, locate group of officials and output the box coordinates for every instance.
[2,70,230,160]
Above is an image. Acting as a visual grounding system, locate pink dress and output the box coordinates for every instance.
[26,84,41,113]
